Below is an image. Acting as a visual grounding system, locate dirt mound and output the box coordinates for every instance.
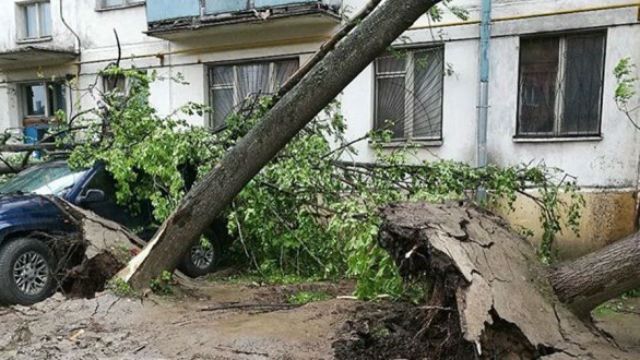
[332,301,473,360]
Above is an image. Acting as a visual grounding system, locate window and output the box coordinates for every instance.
[97,0,144,10]
[208,58,299,129]
[517,31,606,138]
[19,1,52,40]
[23,82,66,118]
[103,74,126,94]
[374,47,444,141]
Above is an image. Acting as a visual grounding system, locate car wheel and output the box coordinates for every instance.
[179,240,220,278]
[0,238,56,305]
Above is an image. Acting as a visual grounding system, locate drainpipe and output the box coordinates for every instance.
[476,0,492,201]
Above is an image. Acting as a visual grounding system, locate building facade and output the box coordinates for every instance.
[0,0,639,258]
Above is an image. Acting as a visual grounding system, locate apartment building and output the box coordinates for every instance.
[0,0,639,257]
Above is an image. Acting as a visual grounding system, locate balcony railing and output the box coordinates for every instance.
[146,0,342,24]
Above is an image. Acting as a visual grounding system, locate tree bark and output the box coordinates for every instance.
[0,163,25,175]
[0,143,63,152]
[379,202,638,359]
[549,231,640,318]
[118,0,441,289]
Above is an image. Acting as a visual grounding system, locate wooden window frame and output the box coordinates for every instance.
[515,30,607,139]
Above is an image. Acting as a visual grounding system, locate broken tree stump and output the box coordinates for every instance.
[48,197,142,298]
[379,202,639,359]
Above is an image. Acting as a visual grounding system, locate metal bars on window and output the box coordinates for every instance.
[208,58,299,129]
[517,31,606,137]
[374,47,444,141]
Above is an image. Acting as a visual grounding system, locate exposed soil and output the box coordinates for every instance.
[0,278,356,360]
[1,276,639,360]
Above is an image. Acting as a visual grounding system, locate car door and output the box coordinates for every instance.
[77,168,152,232]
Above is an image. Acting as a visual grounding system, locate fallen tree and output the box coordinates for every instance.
[379,202,639,359]
[549,232,640,318]
[118,0,443,289]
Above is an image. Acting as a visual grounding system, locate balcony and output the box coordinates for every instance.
[0,0,78,71]
[146,0,342,41]
[0,46,78,71]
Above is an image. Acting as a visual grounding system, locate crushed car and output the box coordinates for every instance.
[0,160,229,305]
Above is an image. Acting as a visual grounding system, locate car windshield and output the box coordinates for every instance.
[0,163,87,196]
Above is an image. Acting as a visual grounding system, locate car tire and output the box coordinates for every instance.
[178,225,229,278]
[0,238,56,305]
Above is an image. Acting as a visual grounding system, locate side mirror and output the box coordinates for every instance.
[80,189,105,204]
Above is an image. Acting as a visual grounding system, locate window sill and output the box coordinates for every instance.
[16,36,53,45]
[95,2,145,12]
[512,136,602,143]
[371,139,443,148]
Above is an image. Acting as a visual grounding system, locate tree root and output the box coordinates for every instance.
[379,202,639,359]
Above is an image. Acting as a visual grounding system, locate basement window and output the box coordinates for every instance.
[18,1,52,40]
[516,31,606,138]
[374,47,444,141]
[97,0,145,11]
[208,58,299,130]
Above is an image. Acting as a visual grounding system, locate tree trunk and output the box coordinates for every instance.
[0,143,62,152]
[549,231,640,318]
[118,0,441,289]
[378,202,638,359]
[0,163,25,175]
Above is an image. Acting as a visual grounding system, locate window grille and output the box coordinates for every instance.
[517,31,606,137]
[374,47,444,141]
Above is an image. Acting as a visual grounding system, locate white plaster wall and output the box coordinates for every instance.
[0,0,638,190]
[0,0,77,52]
[486,26,640,188]
[339,0,640,188]
[0,83,20,129]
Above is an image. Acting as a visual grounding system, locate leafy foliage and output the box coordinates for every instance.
[107,277,136,297]
[66,69,584,301]
[614,57,640,130]
[150,270,175,295]
[288,291,331,305]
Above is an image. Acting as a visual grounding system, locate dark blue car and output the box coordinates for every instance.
[0,160,225,305]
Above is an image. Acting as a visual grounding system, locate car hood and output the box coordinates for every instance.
[0,193,60,219]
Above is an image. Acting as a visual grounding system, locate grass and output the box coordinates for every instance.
[593,288,640,316]
[205,271,322,286]
[287,290,331,305]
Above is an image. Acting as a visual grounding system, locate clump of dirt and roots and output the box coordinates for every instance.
[332,300,474,360]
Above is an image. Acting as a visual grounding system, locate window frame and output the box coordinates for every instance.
[515,29,607,140]
[21,81,67,120]
[17,0,52,42]
[207,56,300,130]
[372,46,445,143]
[102,73,127,94]
[96,0,145,11]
